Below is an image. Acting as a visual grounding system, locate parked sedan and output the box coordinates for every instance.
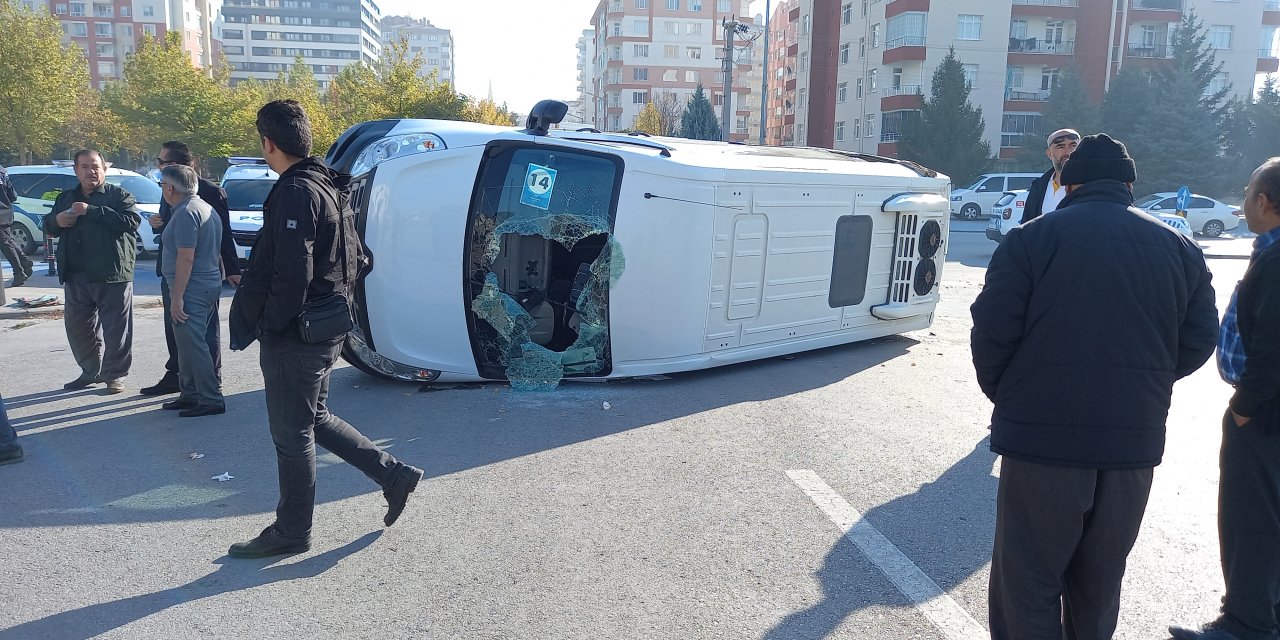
[1135,192,1241,238]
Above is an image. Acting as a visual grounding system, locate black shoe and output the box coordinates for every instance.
[228,525,311,559]
[63,376,99,390]
[162,397,196,410]
[383,464,425,527]
[0,446,24,466]
[140,373,181,396]
[1169,623,1245,640]
[10,272,26,286]
[179,403,225,418]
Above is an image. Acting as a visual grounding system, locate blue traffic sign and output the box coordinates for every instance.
[1177,185,1191,211]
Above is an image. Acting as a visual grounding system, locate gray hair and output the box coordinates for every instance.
[160,164,198,195]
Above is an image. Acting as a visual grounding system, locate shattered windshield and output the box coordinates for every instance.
[466,145,624,391]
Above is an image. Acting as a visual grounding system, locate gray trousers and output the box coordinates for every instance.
[173,286,223,406]
[989,456,1154,640]
[1216,408,1280,640]
[63,276,133,381]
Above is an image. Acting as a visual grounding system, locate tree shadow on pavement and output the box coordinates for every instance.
[0,530,383,640]
[765,437,997,639]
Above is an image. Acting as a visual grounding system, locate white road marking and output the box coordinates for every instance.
[787,469,988,640]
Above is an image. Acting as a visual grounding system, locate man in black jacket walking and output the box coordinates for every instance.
[972,134,1219,639]
[1171,158,1280,640]
[140,141,242,396]
[1019,128,1079,224]
[226,100,423,559]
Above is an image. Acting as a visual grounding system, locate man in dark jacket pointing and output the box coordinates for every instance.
[971,134,1219,639]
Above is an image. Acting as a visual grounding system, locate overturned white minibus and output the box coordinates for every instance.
[323,101,951,389]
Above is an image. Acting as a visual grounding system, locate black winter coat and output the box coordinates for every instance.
[971,180,1219,468]
[1018,168,1055,224]
[228,157,360,349]
[1229,241,1280,420]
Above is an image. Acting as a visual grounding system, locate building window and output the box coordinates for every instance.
[862,0,867,16]
[610,115,620,130]
[142,24,156,36]
[1040,67,1058,91]
[634,67,649,80]
[665,21,679,35]
[886,12,926,48]
[634,44,649,57]
[840,43,850,63]
[634,91,648,103]
[799,87,807,107]
[54,3,67,13]
[871,23,880,47]
[633,19,648,35]
[1207,72,1229,95]
[859,36,865,58]
[868,68,878,92]
[120,5,130,16]
[97,61,116,77]
[836,121,845,141]
[686,70,698,82]
[842,3,852,24]
[609,92,620,107]
[800,51,808,71]
[838,82,848,102]
[853,118,860,138]
[964,64,979,87]
[864,116,874,138]
[69,1,83,15]
[1002,113,1042,147]
[690,0,701,10]
[664,44,678,58]
[636,0,648,6]
[687,22,701,36]
[123,25,132,36]
[663,69,678,81]
[95,22,111,36]
[802,14,810,35]
[1010,19,1027,40]
[1262,26,1280,58]
[856,78,863,98]
[666,0,678,9]
[143,4,153,16]
[1209,25,1233,50]
[718,0,730,11]
[1007,65,1024,89]
[957,15,982,41]
[686,46,701,59]
[612,22,622,36]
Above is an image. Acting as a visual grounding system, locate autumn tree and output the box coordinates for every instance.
[328,38,467,131]
[463,97,517,126]
[634,101,663,135]
[0,0,92,162]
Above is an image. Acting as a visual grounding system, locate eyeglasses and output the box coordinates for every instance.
[154,158,177,167]
[1049,133,1080,146]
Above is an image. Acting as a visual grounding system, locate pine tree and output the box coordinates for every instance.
[896,48,993,185]
[1100,67,1154,145]
[679,85,721,141]
[1014,64,1100,170]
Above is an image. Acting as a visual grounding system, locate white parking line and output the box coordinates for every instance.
[786,469,989,640]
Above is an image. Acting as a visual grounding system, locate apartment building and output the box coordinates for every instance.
[23,0,221,87]
[774,0,1278,165]
[586,0,758,141]
[381,16,454,84]
[220,0,381,88]
[576,28,598,125]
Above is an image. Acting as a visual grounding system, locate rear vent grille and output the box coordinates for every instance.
[890,214,919,303]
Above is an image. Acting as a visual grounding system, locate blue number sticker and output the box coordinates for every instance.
[520,163,558,210]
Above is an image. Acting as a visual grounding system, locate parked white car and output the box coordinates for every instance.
[951,172,1041,220]
[1134,192,1241,238]
[220,158,278,262]
[987,190,1195,243]
[7,164,162,254]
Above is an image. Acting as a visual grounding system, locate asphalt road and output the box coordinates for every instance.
[0,219,1255,639]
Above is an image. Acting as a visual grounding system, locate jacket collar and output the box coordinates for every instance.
[1056,180,1134,210]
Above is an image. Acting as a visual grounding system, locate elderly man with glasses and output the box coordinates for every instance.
[1020,128,1081,224]
[157,164,226,417]
[141,141,241,397]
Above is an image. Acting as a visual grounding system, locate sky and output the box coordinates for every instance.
[376,0,762,112]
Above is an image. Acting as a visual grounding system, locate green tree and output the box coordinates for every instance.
[634,101,663,135]
[1220,78,1280,195]
[327,38,467,132]
[1100,66,1154,145]
[106,32,244,160]
[0,0,92,163]
[1014,64,1100,170]
[679,85,721,140]
[896,48,993,185]
[463,97,517,126]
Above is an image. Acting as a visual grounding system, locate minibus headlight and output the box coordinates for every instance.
[351,133,446,176]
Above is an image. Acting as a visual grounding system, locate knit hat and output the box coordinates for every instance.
[1058,133,1137,186]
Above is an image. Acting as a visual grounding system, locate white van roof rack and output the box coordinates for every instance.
[549,130,675,157]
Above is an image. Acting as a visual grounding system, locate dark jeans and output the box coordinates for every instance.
[0,393,16,452]
[0,224,31,277]
[162,278,221,379]
[259,334,402,539]
[989,456,1154,640]
[63,275,133,381]
[1217,408,1280,640]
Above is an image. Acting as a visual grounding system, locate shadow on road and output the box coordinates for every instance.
[0,335,918,532]
[765,437,997,638]
[0,531,382,640]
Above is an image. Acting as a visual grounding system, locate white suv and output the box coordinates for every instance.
[951,172,1042,220]
[7,164,163,254]
[220,158,278,262]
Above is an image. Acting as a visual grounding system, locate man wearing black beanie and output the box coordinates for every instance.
[971,133,1220,638]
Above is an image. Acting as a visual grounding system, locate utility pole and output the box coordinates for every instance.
[759,0,770,145]
[720,16,749,142]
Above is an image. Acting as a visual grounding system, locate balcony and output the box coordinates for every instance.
[1263,48,1279,59]
[1126,42,1173,58]
[886,36,926,50]
[1009,38,1075,54]
[881,84,923,97]
[1012,0,1078,5]
[881,132,903,142]
[1005,88,1052,101]
[1132,0,1181,9]
[1268,0,1280,10]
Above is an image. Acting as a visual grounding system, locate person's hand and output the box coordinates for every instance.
[69,202,89,215]
[226,274,241,288]
[56,211,78,228]
[149,214,163,230]
[171,296,188,324]
[1232,410,1251,427]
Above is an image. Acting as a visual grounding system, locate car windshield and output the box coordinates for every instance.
[106,175,162,204]
[1134,194,1163,208]
[995,193,1018,206]
[224,179,275,211]
[961,178,986,190]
